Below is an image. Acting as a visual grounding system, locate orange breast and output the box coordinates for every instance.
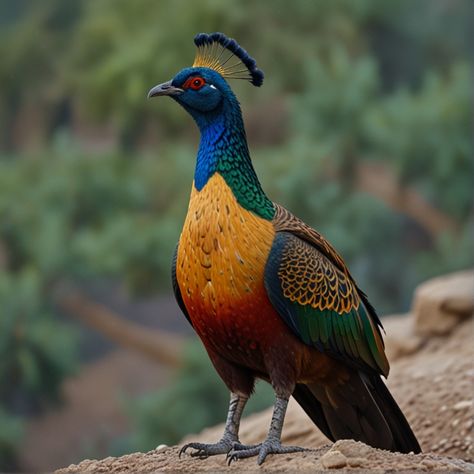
[176,173,276,361]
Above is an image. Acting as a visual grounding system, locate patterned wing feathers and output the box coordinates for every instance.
[278,237,358,314]
[265,229,389,377]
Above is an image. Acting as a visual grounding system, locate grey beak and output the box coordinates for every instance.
[147,80,183,98]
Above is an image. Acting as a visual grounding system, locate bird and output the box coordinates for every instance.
[148,32,421,465]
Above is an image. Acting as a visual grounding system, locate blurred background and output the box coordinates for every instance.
[0,0,472,471]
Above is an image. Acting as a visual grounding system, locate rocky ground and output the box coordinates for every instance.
[57,271,474,472]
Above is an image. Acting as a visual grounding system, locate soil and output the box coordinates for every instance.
[56,441,473,473]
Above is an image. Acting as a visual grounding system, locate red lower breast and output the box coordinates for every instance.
[188,284,291,371]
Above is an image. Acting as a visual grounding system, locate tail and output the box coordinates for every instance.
[292,371,421,454]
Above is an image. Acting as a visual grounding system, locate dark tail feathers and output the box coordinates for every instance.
[292,371,421,454]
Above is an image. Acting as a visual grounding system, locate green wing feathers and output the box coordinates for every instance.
[266,208,389,376]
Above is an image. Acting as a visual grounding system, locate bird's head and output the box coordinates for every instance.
[148,33,263,124]
[148,67,229,114]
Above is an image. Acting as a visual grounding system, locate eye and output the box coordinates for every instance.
[183,76,206,90]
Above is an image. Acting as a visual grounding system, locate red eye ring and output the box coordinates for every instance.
[183,76,206,90]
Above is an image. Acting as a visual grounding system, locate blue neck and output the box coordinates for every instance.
[194,114,229,190]
[187,98,275,220]
[188,96,241,186]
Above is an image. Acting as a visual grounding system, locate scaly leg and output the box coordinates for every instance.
[180,392,248,458]
[227,395,307,465]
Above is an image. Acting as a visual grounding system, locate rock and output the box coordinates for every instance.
[413,270,474,335]
[383,313,423,361]
[453,400,473,411]
[319,450,347,469]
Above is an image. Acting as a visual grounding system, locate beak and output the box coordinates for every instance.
[147,80,183,98]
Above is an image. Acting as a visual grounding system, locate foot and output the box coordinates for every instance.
[231,441,260,451]
[179,438,234,459]
[227,438,307,465]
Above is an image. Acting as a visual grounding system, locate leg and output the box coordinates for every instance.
[180,345,255,459]
[227,395,307,465]
[180,392,248,458]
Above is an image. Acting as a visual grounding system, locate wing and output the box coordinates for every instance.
[172,243,193,327]
[265,206,389,376]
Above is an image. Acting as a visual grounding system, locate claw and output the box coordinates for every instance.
[178,444,188,458]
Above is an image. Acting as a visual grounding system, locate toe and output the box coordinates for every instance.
[227,446,261,465]
[230,439,308,465]
[179,443,193,457]
[180,442,207,458]
[179,440,234,459]
[257,445,270,465]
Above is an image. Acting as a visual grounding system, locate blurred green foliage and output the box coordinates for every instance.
[0,408,23,471]
[0,149,192,291]
[0,270,76,407]
[0,268,76,470]
[0,0,472,466]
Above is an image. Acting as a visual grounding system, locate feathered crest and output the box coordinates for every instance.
[193,32,264,87]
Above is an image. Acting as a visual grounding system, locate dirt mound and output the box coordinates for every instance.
[57,441,473,473]
[56,271,474,472]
